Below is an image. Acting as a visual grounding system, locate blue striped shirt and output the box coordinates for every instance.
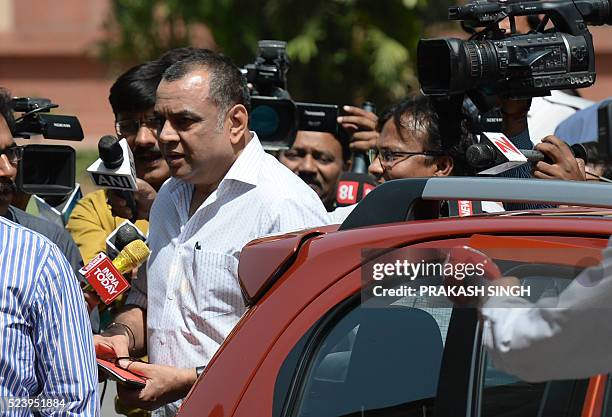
[0,216,98,416]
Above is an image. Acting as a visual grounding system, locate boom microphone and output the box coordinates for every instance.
[80,240,151,304]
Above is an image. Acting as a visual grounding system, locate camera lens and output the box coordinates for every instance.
[250,104,280,139]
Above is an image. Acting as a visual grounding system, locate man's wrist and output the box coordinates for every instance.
[102,322,135,352]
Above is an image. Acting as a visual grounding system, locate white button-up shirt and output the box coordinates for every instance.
[482,237,612,382]
[127,134,328,415]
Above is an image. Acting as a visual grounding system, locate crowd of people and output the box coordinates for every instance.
[0,42,610,417]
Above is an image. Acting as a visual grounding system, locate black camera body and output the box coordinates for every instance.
[245,40,348,149]
[418,0,611,102]
[12,97,83,197]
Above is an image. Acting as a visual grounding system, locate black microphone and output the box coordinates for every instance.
[467,142,587,170]
[115,223,144,252]
[88,135,138,221]
[105,220,147,259]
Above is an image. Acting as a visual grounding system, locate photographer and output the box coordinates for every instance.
[0,88,83,275]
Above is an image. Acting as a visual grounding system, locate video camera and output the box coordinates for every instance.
[12,97,83,198]
[418,0,611,107]
[244,40,348,150]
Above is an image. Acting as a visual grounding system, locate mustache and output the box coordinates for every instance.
[133,146,162,158]
[0,179,16,195]
[297,173,322,189]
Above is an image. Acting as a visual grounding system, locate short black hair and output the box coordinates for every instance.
[0,88,15,135]
[162,52,250,127]
[378,94,473,175]
[109,47,212,115]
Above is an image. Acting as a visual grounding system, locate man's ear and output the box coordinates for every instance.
[433,156,454,177]
[227,104,249,145]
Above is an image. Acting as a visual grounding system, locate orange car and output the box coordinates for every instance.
[178,178,612,417]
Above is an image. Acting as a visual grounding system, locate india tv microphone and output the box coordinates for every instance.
[467,133,588,175]
[87,135,138,221]
[80,240,150,305]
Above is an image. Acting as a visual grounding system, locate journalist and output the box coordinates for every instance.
[278,130,350,210]
[0,88,83,274]
[94,51,328,415]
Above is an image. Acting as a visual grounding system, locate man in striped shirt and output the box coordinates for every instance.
[0,216,98,415]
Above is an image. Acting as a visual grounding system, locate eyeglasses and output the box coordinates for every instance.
[0,145,24,166]
[115,117,164,139]
[378,149,444,169]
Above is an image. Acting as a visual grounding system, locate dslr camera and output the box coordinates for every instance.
[12,97,83,199]
[244,40,348,150]
[418,0,611,103]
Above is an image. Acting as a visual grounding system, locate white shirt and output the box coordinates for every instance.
[528,90,593,144]
[482,237,612,382]
[127,133,328,416]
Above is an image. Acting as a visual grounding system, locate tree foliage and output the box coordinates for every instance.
[101,0,449,108]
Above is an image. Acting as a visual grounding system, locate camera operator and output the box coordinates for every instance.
[0,88,83,275]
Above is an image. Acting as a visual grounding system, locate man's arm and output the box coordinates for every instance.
[32,243,98,416]
[482,239,612,382]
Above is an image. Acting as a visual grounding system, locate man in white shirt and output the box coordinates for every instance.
[94,51,328,416]
[480,238,612,382]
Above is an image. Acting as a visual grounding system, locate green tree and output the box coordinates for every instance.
[101,0,446,108]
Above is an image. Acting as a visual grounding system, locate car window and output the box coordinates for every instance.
[479,262,590,417]
[280,292,453,417]
[480,353,588,417]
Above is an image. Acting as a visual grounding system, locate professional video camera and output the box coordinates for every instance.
[244,40,348,150]
[418,0,611,106]
[11,97,83,221]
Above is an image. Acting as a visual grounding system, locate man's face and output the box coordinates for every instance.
[279,131,345,208]
[0,116,17,214]
[154,69,235,188]
[377,118,440,181]
[115,109,170,190]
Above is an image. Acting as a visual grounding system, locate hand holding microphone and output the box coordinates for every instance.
[108,178,157,221]
[81,240,150,305]
[532,135,587,181]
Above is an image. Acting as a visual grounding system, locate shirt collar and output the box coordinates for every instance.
[220,132,265,188]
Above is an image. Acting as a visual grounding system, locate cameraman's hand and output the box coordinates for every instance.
[108,178,157,221]
[533,135,586,181]
[337,106,378,152]
[500,98,531,137]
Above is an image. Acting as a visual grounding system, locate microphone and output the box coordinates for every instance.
[105,220,147,259]
[335,101,379,207]
[87,135,138,221]
[466,132,586,175]
[80,240,151,305]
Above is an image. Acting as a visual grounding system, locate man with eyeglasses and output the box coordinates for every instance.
[0,88,83,275]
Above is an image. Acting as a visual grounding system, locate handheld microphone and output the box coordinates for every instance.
[105,220,147,259]
[87,135,138,221]
[467,133,587,174]
[335,101,379,207]
[80,240,151,304]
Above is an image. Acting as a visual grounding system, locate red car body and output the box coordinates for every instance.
[177,210,612,417]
